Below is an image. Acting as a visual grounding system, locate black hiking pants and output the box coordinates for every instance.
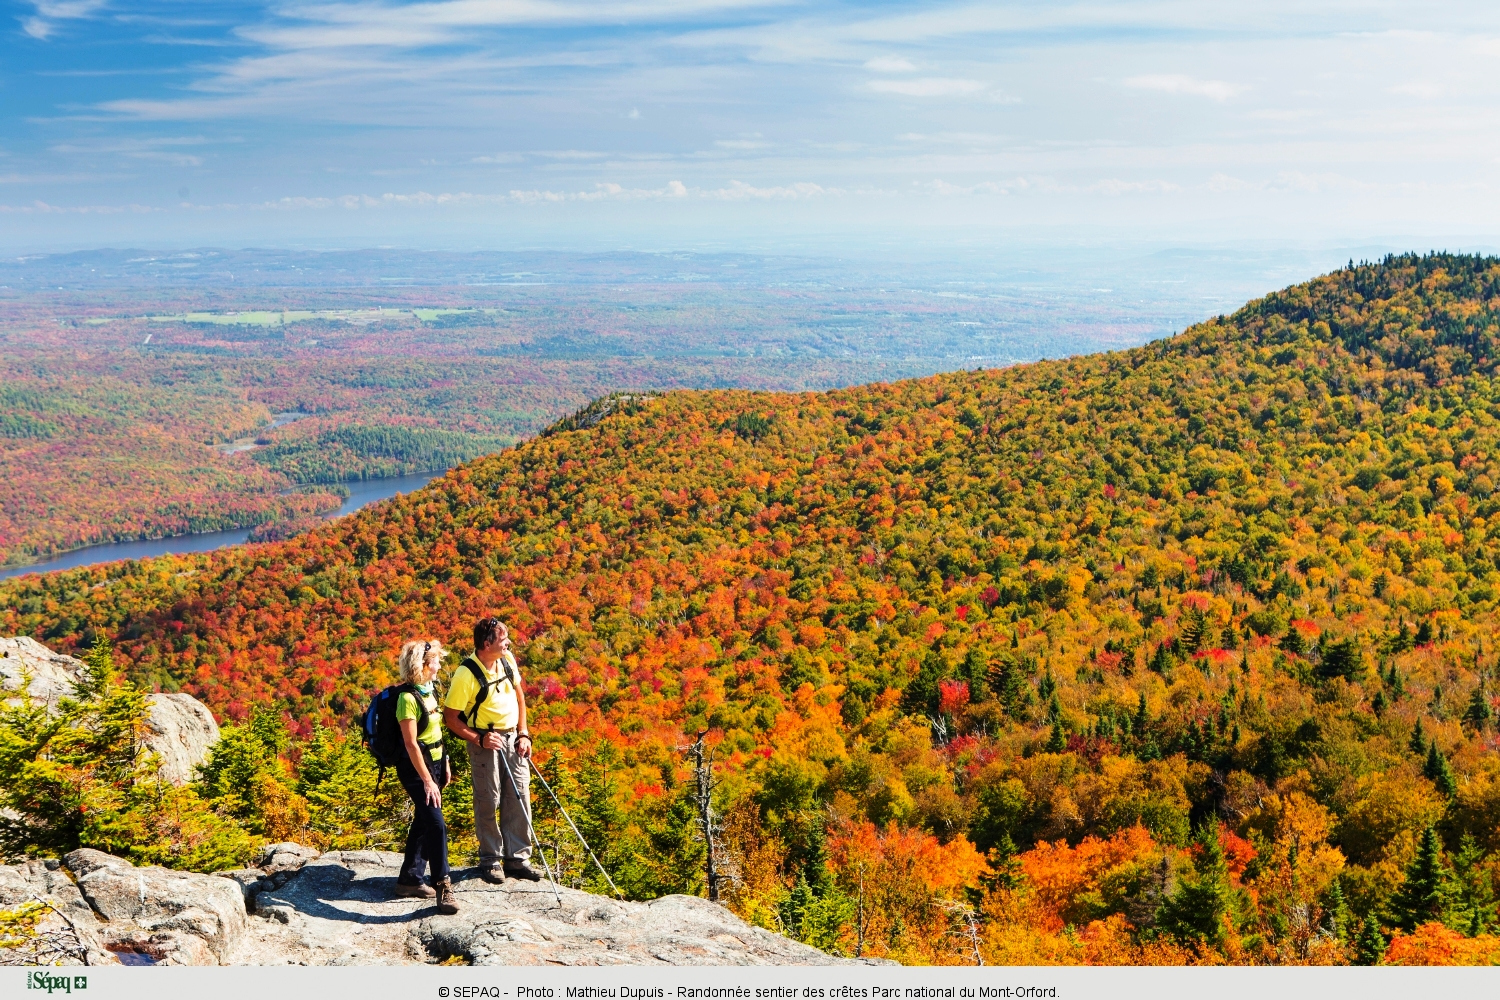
[395,752,450,884]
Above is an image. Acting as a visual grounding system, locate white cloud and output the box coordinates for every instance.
[1089,178,1180,195]
[714,138,770,149]
[21,0,108,39]
[49,137,210,167]
[1206,173,1250,192]
[238,0,797,51]
[916,178,1014,195]
[1389,81,1442,98]
[243,178,834,210]
[1123,74,1244,101]
[868,77,984,97]
[863,56,915,72]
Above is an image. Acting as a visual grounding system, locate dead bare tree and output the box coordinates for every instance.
[943,901,984,966]
[682,730,734,902]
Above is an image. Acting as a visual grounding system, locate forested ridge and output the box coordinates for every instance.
[5,253,1500,965]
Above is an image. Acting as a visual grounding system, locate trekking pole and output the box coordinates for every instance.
[530,762,623,899]
[490,725,563,907]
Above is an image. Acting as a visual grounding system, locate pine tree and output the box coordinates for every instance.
[1045,721,1067,754]
[76,633,119,700]
[1323,878,1351,942]
[1452,834,1496,937]
[1423,742,1458,798]
[1037,669,1056,702]
[1157,824,1235,947]
[1371,688,1388,716]
[1388,826,1457,932]
[1408,718,1427,757]
[1354,919,1386,965]
[960,647,990,703]
[1464,685,1493,730]
[1318,636,1361,681]
[780,875,815,939]
[1183,719,1202,759]
[988,656,1025,717]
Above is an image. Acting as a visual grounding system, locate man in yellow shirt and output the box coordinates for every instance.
[443,615,539,883]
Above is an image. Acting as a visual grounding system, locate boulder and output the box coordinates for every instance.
[254,842,321,874]
[0,636,85,705]
[144,693,221,785]
[0,636,220,786]
[4,846,888,967]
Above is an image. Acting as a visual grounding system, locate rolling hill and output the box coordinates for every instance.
[4,252,1500,965]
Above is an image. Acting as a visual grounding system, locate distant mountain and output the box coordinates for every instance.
[7,252,1500,964]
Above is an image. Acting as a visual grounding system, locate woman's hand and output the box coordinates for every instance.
[422,777,442,807]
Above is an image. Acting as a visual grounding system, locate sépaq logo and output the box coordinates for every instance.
[25,972,87,993]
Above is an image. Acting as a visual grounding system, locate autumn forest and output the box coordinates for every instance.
[5,253,1500,966]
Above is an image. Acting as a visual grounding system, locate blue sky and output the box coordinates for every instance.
[6,1,1500,249]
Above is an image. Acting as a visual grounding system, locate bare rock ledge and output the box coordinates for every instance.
[0,636,220,785]
[0,847,884,966]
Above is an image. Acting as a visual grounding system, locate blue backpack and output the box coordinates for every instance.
[361,683,426,773]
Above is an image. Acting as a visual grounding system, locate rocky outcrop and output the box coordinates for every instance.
[0,636,219,786]
[0,851,246,966]
[0,636,85,705]
[144,693,222,785]
[0,847,883,967]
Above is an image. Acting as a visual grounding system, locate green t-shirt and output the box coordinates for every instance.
[396,686,444,760]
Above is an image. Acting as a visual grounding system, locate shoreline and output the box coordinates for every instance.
[0,470,442,581]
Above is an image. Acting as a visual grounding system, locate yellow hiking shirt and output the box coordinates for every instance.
[444,652,520,731]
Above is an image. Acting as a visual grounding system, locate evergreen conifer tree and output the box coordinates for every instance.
[1388,826,1457,932]
[1045,721,1068,754]
[1354,919,1386,966]
[1157,824,1234,947]
[1423,742,1458,798]
[76,633,119,700]
[1323,878,1351,943]
[1452,834,1496,937]
[1464,686,1493,730]
[1408,718,1427,757]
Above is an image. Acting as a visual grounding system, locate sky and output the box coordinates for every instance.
[6,1,1500,250]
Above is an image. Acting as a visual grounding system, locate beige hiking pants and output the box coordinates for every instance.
[466,732,532,868]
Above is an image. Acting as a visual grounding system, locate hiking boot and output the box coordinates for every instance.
[393,879,436,899]
[476,866,505,884]
[503,862,541,882]
[434,878,459,915]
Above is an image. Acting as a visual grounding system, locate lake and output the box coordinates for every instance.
[0,471,442,580]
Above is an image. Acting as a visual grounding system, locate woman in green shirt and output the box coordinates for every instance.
[393,639,457,914]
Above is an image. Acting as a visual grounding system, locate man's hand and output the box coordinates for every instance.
[516,733,533,759]
[481,730,503,751]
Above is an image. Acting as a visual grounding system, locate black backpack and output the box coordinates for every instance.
[361,683,427,771]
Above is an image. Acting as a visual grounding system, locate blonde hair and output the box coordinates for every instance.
[397,639,445,684]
